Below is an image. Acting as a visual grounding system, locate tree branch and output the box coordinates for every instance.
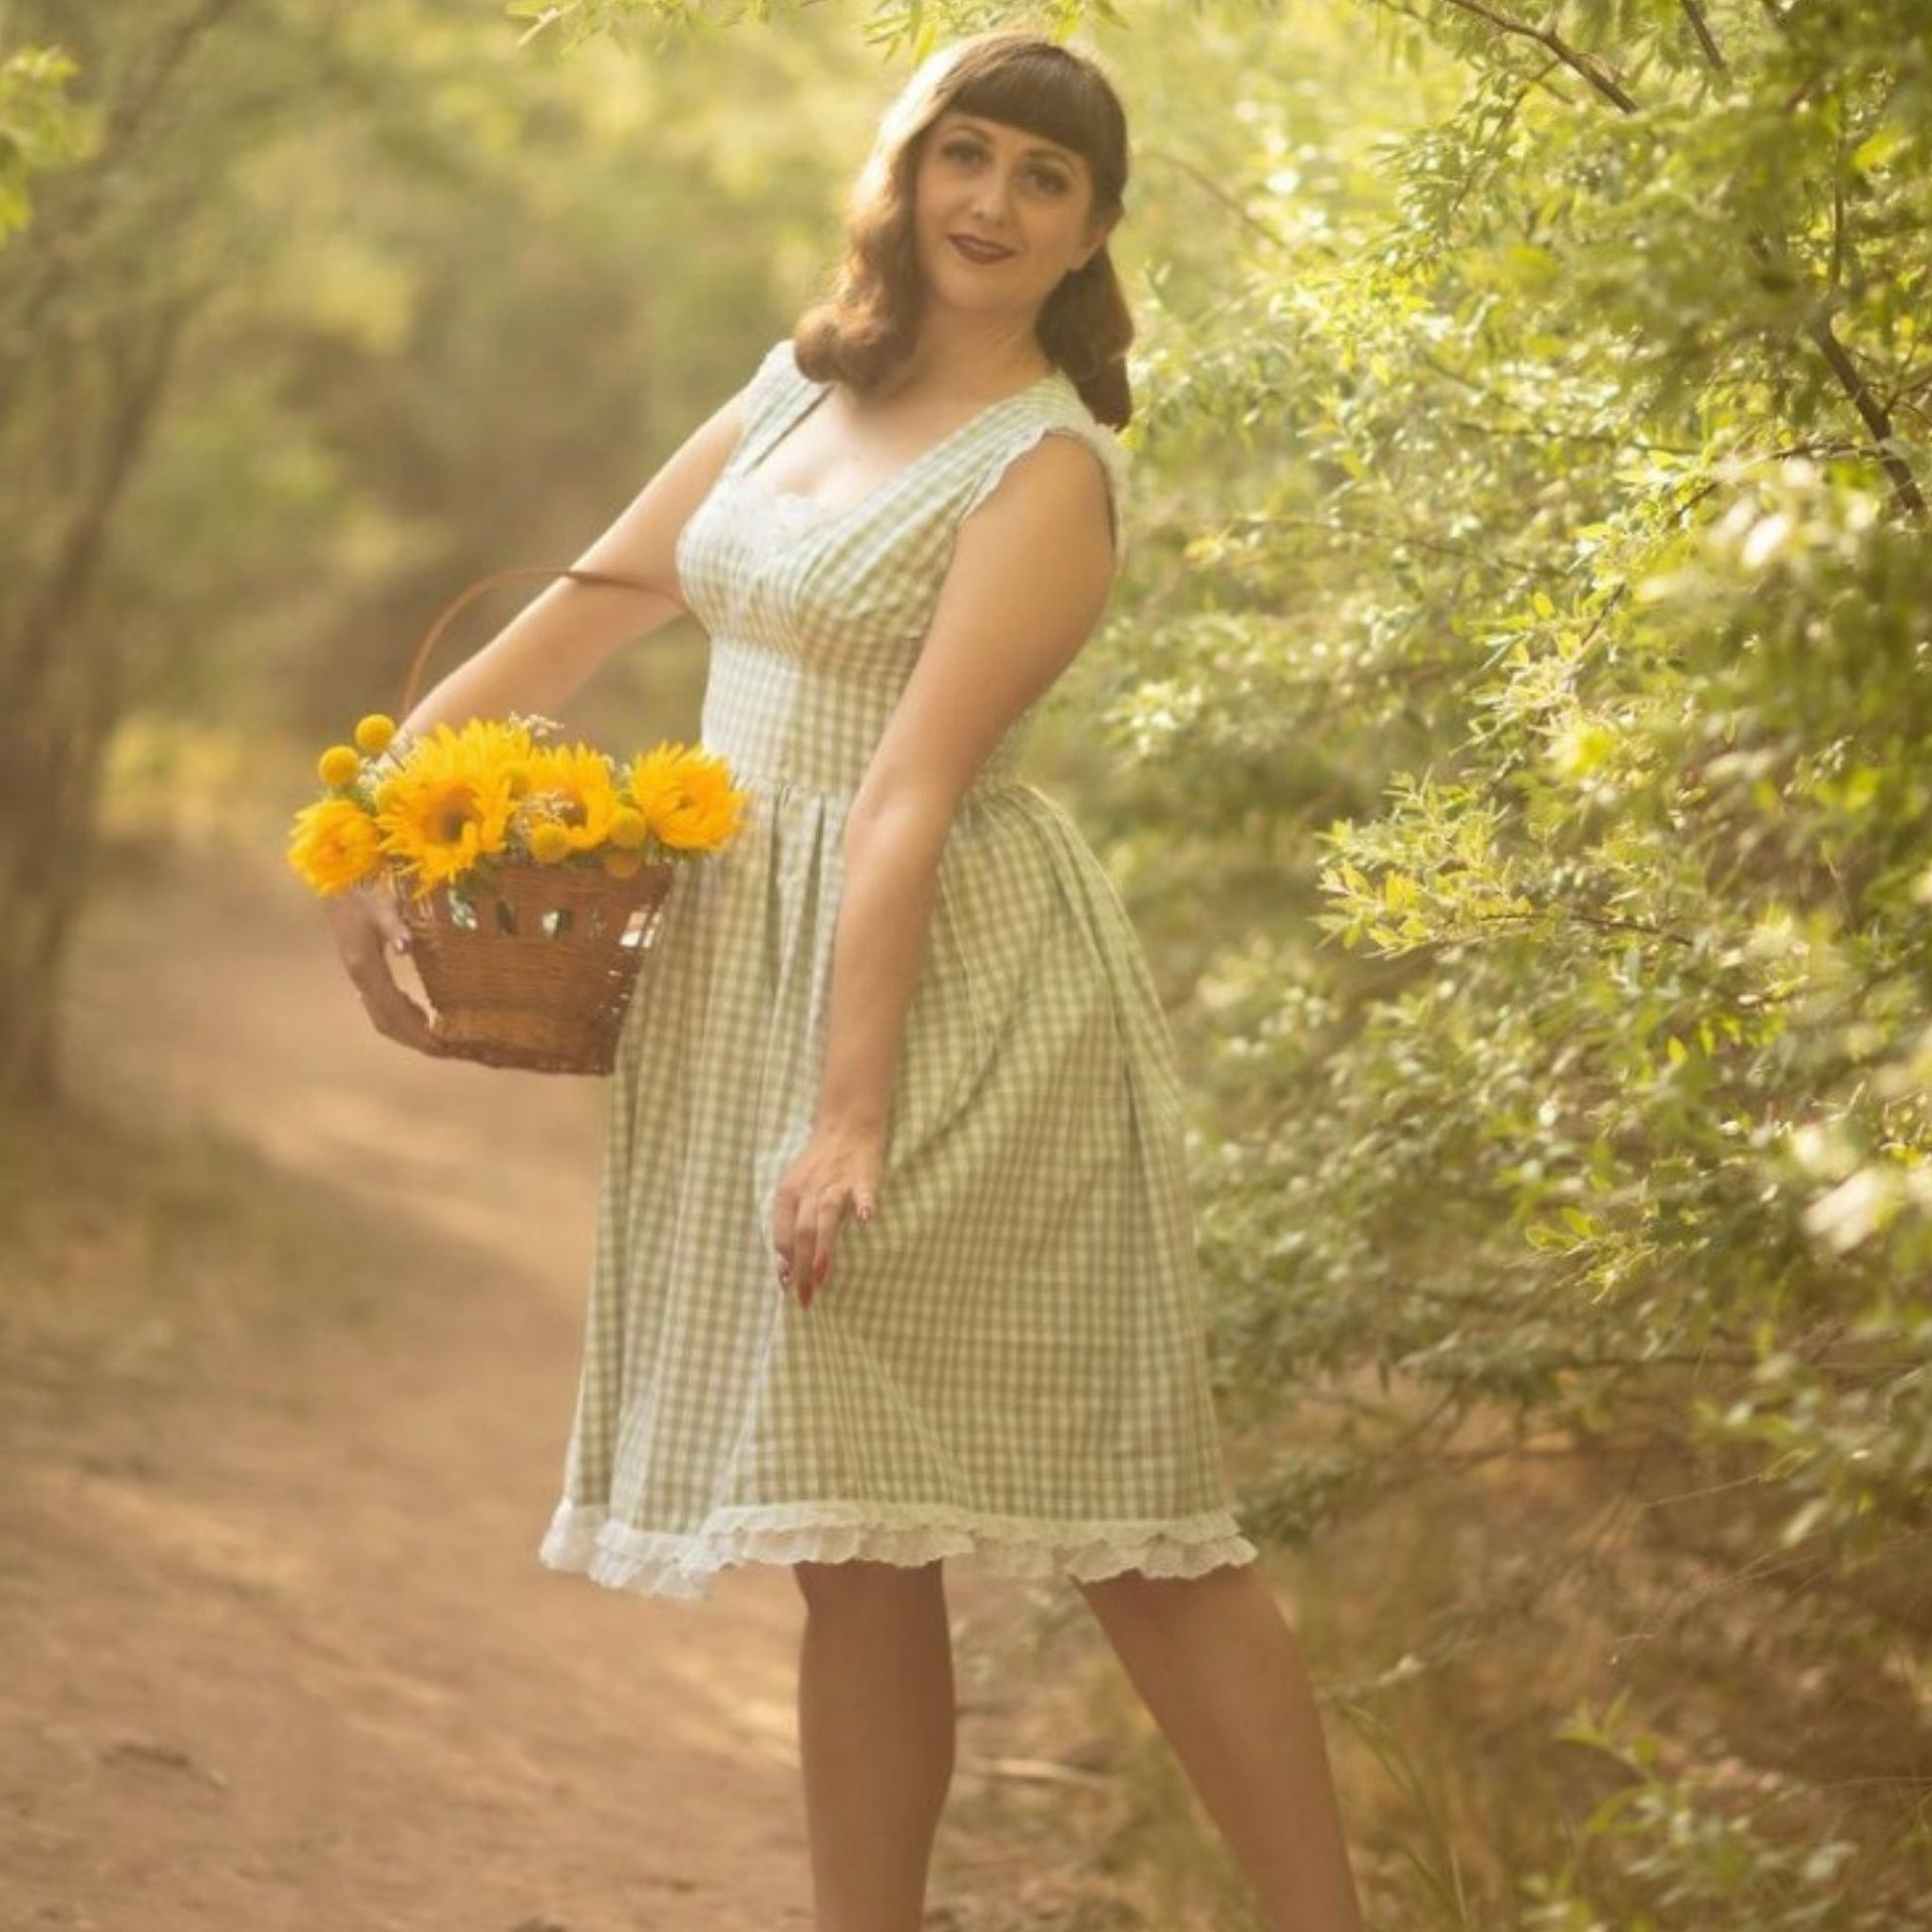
[1137,147,1291,251]
[1436,0,1640,113]
[1607,0,1921,519]
[1396,0,1923,523]
[1678,0,1727,73]
[6,294,199,695]
[1465,906,1700,946]
[1218,510,1547,575]
[1755,234,1929,519]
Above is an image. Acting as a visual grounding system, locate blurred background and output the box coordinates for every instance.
[4,1,1930,1927]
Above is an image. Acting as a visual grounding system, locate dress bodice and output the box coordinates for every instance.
[672,337,1130,801]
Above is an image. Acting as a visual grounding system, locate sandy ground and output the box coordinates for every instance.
[0,844,1144,1932]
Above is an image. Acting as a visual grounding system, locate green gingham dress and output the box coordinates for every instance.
[537,337,1260,1601]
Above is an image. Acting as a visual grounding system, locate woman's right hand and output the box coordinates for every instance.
[321,883,453,1057]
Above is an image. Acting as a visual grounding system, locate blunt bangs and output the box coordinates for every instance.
[943,51,1126,209]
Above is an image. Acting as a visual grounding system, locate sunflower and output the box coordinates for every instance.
[439,717,538,769]
[287,797,383,896]
[625,742,749,852]
[372,720,522,897]
[518,743,622,854]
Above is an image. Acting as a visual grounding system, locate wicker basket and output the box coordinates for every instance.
[388,563,682,1076]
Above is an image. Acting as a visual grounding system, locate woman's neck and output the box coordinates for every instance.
[887,311,1054,404]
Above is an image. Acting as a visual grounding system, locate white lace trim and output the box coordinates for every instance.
[722,470,837,536]
[958,420,1130,565]
[538,1496,1260,1603]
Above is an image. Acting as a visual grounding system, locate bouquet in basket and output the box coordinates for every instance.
[287,709,749,1074]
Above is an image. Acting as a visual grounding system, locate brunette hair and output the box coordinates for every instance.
[792,30,1135,427]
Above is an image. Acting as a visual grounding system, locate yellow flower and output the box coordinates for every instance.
[625,743,749,852]
[521,743,621,852]
[608,805,648,850]
[528,821,573,865]
[437,717,538,770]
[371,720,520,897]
[354,713,397,756]
[287,797,383,897]
[602,847,645,879]
[318,744,361,787]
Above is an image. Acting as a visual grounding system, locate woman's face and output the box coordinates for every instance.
[909,107,1111,331]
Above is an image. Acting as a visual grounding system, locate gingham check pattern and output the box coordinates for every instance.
[538,338,1259,1600]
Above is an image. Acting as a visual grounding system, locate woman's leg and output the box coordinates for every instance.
[793,1557,956,1932]
[1076,1560,1367,1932]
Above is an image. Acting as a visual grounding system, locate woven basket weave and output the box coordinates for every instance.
[389,564,679,1076]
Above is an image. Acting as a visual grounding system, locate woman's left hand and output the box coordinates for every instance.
[770,1118,885,1308]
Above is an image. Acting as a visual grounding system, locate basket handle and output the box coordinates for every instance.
[398,564,659,718]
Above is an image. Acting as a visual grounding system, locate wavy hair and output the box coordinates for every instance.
[792,31,1135,427]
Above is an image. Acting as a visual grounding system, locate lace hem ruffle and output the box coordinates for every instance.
[538,1496,1260,1603]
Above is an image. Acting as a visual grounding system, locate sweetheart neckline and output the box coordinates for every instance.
[733,364,1072,525]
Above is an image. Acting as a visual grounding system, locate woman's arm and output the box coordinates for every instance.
[326,376,751,1058]
[772,432,1118,1300]
[395,384,749,736]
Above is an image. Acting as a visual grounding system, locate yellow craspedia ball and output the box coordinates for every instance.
[353,713,397,756]
[528,820,573,865]
[318,744,362,787]
[373,777,401,813]
[608,805,648,851]
[602,847,645,879]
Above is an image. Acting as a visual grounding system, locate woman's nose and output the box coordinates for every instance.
[968,168,1017,223]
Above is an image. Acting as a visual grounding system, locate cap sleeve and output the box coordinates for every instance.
[734,336,808,444]
[959,406,1131,570]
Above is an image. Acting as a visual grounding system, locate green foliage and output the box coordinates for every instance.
[1064,0,1932,1923]
[0,43,94,244]
[1523,1697,1899,1932]
[507,0,1126,59]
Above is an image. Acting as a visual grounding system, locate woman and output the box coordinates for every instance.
[325,29,1366,1932]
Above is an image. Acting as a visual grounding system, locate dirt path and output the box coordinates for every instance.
[0,844,1123,1932]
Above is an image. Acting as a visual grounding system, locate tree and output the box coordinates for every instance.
[1077,1,1931,1921]
[0,0,862,1108]
[1,0,285,1104]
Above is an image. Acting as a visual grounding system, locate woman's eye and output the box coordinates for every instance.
[936,136,1071,194]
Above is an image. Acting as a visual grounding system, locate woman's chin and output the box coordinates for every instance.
[918,269,1042,324]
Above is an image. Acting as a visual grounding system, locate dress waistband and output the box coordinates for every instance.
[726,759,1030,808]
